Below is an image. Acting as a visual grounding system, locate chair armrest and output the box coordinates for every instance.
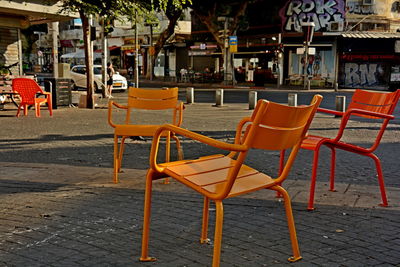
[235,117,252,142]
[174,102,184,127]
[332,108,395,143]
[227,117,252,158]
[149,124,247,172]
[317,107,344,117]
[346,108,395,120]
[36,91,51,99]
[108,100,128,128]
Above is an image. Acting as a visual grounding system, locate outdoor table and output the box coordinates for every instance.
[0,88,19,107]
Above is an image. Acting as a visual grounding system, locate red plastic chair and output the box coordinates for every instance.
[281,89,400,211]
[12,78,53,117]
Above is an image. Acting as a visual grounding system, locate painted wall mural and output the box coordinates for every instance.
[339,62,391,90]
[279,0,345,32]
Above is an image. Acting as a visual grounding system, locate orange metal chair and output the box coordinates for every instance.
[12,78,53,117]
[282,89,400,211]
[140,95,323,266]
[108,87,183,183]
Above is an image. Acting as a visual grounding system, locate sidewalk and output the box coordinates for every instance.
[135,77,372,95]
[136,77,341,91]
[0,96,399,266]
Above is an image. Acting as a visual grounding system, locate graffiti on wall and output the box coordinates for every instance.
[279,0,345,32]
[339,62,390,89]
[346,1,377,15]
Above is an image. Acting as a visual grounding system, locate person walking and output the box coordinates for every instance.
[107,62,115,98]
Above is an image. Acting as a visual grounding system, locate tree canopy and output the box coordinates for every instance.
[59,0,190,106]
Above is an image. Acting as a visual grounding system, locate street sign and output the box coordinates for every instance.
[229,36,238,53]
[229,36,238,45]
[149,46,155,56]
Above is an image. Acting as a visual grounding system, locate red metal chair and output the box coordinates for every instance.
[12,78,53,117]
[281,89,400,211]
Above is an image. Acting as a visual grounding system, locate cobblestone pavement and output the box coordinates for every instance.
[0,89,400,266]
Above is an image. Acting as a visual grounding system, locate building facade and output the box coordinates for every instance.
[0,0,75,75]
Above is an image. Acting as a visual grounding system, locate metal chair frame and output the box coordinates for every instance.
[281,89,400,211]
[108,87,183,183]
[139,95,323,266]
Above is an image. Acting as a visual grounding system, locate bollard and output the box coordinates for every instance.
[335,96,346,116]
[288,93,298,107]
[215,89,224,107]
[248,91,257,110]
[186,87,194,104]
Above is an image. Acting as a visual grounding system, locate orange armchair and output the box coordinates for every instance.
[282,89,400,211]
[108,87,183,183]
[12,78,53,117]
[140,95,322,266]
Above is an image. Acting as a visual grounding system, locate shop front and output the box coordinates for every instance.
[284,43,336,87]
[338,33,400,91]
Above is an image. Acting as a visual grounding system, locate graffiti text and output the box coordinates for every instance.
[280,0,345,32]
[346,1,377,14]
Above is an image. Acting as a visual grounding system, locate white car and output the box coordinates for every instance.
[70,65,128,92]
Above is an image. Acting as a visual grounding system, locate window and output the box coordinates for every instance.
[94,67,102,75]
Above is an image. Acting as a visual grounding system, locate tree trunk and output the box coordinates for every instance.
[150,9,183,79]
[80,11,94,109]
[192,1,249,84]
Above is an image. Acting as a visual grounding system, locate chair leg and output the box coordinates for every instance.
[113,135,119,183]
[23,104,28,116]
[212,200,224,267]
[172,134,184,160]
[165,132,171,162]
[118,136,127,172]
[35,103,41,117]
[369,153,389,207]
[276,150,286,198]
[328,145,336,192]
[200,197,210,244]
[271,185,302,263]
[308,148,320,211]
[140,170,157,262]
[16,104,22,117]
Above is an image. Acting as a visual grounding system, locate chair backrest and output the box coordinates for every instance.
[347,89,400,118]
[335,89,400,152]
[218,95,322,197]
[246,95,323,151]
[124,87,182,126]
[12,78,44,103]
[127,87,179,110]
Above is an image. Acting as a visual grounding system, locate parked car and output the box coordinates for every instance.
[70,65,128,92]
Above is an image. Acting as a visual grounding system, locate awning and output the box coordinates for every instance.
[341,32,400,39]
[60,40,74,47]
[121,45,138,51]
[94,46,120,53]
[61,50,101,59]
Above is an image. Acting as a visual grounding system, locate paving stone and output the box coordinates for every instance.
[0,95,399,266]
